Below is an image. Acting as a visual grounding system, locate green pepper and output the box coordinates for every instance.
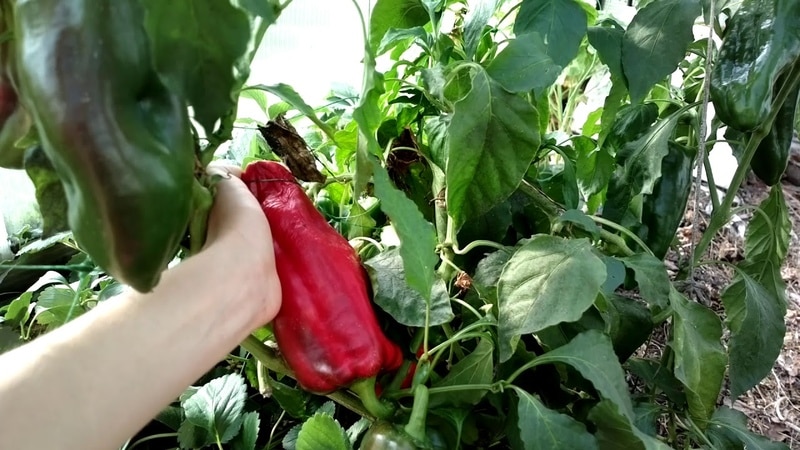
[360,422,420,450]
[14,0,195,292]
[710,0,800,131]
[750,68,800,185]
[640,142,696,260]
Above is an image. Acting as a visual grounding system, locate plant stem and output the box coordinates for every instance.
[590,215,653,256]
[403,385,430,443]
[692,60,800,264]
[350,377,396,419]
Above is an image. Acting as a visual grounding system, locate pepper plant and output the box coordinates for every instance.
[0,0,797,448]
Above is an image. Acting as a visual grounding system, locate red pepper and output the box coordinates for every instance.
[242,161,403,396]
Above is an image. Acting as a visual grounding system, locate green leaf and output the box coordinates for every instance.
[513,0,588,67]
[178,419,213,449]
[346,418,371,446]
[574,136,614,198]
[370,0,429,53]
[23,147,68,237]
[4,292,32,328]
[353,69,385,196]
[627,359,686,406]
[463,0,499,60]
[533,331,634,419]
[555,209,601,240]
[155,405,184,431]
[142,0,251,132]
[33,286,83,328]
[266,375,308,419]
[446,68,540,229]
[231,411,260,450]
[621,0,702,103]
[721,266,786,399]
[620,253,670,312]
[0,325,23,355]
[599,293,653,362]
[486,33,561,95]
[372,164,439,302]
[707,407,789,450]
[295,413,351,450]
[669,288,725,425]
[515,389,598,450]
[236,0,279,20]
[183,373,247,444]
[431,338,494,406]
[746,185,790,262]
[601,256,627,294]
[498,236,605,361]
[377,26,428,55]
[588,400,671,450]
[365,248,453,326]
[587,24,625,81]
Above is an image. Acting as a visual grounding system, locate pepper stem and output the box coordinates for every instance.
[350,377,396,420]
[403,384,430,444]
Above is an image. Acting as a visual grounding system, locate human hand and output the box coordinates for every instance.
[202,162,282,326]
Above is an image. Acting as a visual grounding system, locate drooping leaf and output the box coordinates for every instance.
[532,331,634,418]
[372,164,438,302]
[486,33,561,95]
[295,413,350,450]
[515,389,599,450]
[746,185,790,262]
[231,412,260,450]
[431,338,494,406]
[707,407,789,450]
[498,236,605,361]
[721,266,786,399]
[142,0,251,131]
[447,68,540,229]
[463,0,499,59]
[598,293,654,362]
[621,0,702,103]
[574,136,614,198]
[365,248,453,326]
[182,374,247,444]
[670,288,725,425]
[513,0,588,67]
[377,26,429,55]
[587,24,625,81]
[369,0,429,53]
[620,253,670,312]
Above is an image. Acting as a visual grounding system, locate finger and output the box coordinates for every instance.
[207,161,243,178]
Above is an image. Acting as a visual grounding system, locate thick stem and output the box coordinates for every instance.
[188,179,213,256]
[349,377,396,420]
[403,385,430,444]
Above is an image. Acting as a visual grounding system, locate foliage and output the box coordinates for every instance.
[0,0,796,448]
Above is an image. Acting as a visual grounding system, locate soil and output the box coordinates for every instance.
[660,151,800,447]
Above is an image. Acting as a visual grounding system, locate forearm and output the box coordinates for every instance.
[0,241,277,450]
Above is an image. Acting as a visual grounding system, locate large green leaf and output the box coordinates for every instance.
[587,24,625,82]
[515,388,598,450]
[372,164,438,302]
[142,0,251,132]
[498,236,605,361]
[486,33,561,95]
[621,0,702,103]
[588,400,671,450]
[669,288,725,425]
[513,0,588,67]
[620,253,670,312]
[446,68,540,229]
[369,0,429,53]
[574,136,614,198]
[365,248,453,326]
[295,413,350,450]
[746,185,790,262]
[721,266,786,399]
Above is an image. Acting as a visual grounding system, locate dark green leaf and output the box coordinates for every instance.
[669,288,725,424]
[370,0,429,52]
[486,33,561,95]
[533,331,634,418]
[142,0,251,131]
[556,209,601,240]
[372,164,439,302]
[574,136,614,198]
[463,0,498,59]
[621,0,702,103]
[620,253,670,311]
[178,419,213,449]
[515,389,599,450]
[431,338,494,406]
[498,236,605,361]
[266,376,308,419]
[183,374,247,444]
[365,248,453,326]
[513,0,588,67]
[721,266,786,399]
[601,256,627,294]
[588,400,671,450]
[236,0,279,20]
[231,412,260,450]
[627,358,686,406]
[707,407,789,450]
[295,413,350,450]
[599,293,653,362]
[447,68,540,229]
[587,24,625,81]
[0,326,23,355]
[155,405,184,431]
[746,185,790,262]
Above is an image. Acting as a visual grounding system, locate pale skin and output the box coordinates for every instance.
[0,165,282,450]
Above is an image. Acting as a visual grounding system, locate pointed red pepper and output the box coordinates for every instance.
[242,161,403,397]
